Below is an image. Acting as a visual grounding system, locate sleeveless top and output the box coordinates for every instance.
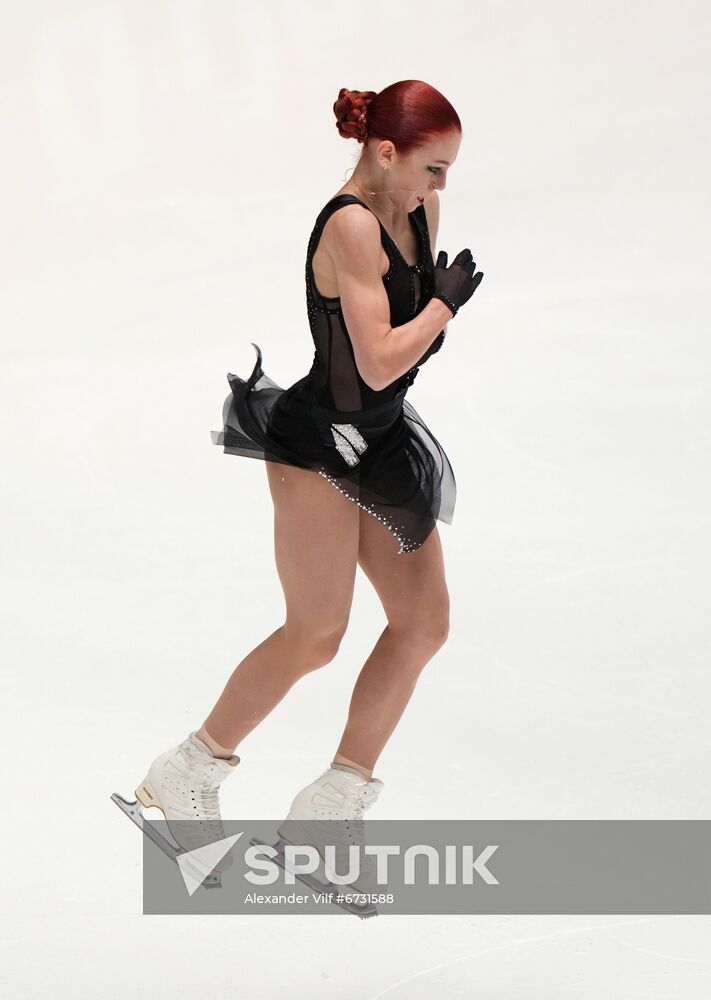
[303,194,446,410]
[210,192,456,555]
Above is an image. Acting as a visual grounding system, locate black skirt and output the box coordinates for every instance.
[211,343,456,555]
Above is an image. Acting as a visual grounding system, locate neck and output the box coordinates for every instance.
[347,163,404,226]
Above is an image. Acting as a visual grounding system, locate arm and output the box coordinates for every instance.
[423,189,448,339]
[330,205,454,392]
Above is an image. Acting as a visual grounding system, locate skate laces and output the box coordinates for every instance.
[181,743,230,825]
[197,781,221,821]
[340,783,380,873]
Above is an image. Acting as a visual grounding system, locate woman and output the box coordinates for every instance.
[134,81,483,874]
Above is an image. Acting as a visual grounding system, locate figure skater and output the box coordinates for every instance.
[134,80,483,874]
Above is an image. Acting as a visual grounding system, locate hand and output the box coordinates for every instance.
[432,248,484,318]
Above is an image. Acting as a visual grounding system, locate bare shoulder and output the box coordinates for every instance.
[323,200,381,266]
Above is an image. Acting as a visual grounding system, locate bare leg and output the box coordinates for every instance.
[332,517,450,775]
[198,625,333,756]
[199,461,360,754]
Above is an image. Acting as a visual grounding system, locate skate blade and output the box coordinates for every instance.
[134,778,234,876]
[249,836,378,920]
[111,793,222,890]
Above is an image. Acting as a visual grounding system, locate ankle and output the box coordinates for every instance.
[196,724,237,760]
[331,753,374,782]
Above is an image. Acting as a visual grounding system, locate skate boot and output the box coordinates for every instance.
[135,730,240,873]
[277,764,384,893]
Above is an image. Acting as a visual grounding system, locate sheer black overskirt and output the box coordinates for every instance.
[210,343,456,555]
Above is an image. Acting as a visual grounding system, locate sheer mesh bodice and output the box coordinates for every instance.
[305,194,446,408]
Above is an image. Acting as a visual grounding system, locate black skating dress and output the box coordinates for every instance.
[210,193,456,555]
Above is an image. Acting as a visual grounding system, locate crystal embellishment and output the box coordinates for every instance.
[330,422,368,468]
[316,466,421,555]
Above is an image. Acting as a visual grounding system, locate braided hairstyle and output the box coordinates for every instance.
[333,81,461,154]
[333,88,377,144]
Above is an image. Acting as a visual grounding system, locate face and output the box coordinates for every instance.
[377,130,461,210]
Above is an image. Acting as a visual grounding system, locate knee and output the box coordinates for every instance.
[391,600,450,651]
[284,620,349,671]
[420,613,450,651]
[310,627,347,668]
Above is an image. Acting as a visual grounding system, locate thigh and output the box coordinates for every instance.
[357,511,450,631]
[265,461,360,638]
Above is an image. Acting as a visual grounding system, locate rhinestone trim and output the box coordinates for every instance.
[316,466,423,555]
[330,422,368,468]
[432,291,458,317]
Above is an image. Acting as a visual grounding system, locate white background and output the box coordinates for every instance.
[2,1,710,996]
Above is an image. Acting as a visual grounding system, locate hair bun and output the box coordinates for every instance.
[333,87,377,143]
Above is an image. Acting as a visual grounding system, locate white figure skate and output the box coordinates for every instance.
[250,763,384,918]
[112,730,240,887]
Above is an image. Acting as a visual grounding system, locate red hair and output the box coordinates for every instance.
[333,80,461,153]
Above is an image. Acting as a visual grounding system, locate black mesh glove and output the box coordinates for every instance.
[432,249,484,318]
